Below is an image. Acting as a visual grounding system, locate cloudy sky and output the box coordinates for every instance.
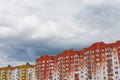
[0,0,120,67]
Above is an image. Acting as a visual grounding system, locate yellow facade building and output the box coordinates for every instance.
[0,65,13,80]
[0,63,36,80]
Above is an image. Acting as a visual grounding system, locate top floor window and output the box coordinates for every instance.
[74,54,78,57]
[66,56,69,58]
[102,49,104,52]
[96,49,99,52]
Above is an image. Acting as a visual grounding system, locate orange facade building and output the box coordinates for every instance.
[36,40,120,80]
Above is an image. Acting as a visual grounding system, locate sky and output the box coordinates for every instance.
[0,0,120,67]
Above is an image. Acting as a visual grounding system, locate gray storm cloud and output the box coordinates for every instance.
[0,0,120,67]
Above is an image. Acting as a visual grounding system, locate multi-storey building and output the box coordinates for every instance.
[36,50,85,80]
[0,65,13,80]
[84,41,120,80]
[0,63,36,80]
[36,40,120,80]
[36,55,55,80]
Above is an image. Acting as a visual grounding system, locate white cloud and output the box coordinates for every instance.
[0,0,120,66]
[83,0,105,6]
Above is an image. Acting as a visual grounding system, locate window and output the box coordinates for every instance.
[102,53,105,56]
[114,62,118,64]
[106,52,111,55]
[107,66,112,69]
[115,76,118,79]
[81,76,83,78]
[75,74,79,78]
[103,72,105,75]
[102,49,104,52]
[103,67,105,70]
[104,77,106,80]
[96,49,99,52]
[106,56,112,60]
[66,64,69,66]
[108,71,112,74]
[96,54,99,56]
[66,56,69,58]
[42,61,45,63]
[81,72,83,74]
[96,63,100,66]
[107,62,112,64]
[96,58,100,61]
[115,67,118,69]
[114,57,117,60]
[115,71,118,74]
[113,48,116,51]
[74,54,78,57]
[118,46,120,48]
[66,68,69,70]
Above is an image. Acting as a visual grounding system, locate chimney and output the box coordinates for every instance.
[26,63,30,65]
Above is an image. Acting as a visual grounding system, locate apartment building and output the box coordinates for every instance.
[36,55,56,80]
[36,40,120,80]
[0,65,13,80]
[84,41,120,80]
[0,63,36,80]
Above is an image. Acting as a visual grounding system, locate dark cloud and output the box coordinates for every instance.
[0,0,120,67]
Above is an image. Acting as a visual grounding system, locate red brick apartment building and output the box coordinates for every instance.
[36,40,120,80]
